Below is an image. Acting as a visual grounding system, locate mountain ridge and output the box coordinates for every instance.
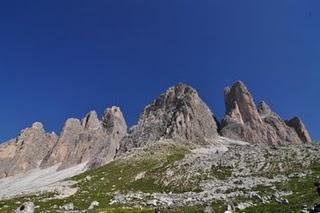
[0,81,312,179]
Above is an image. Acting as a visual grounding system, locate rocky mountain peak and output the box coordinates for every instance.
[82,111,100,130]
[31,122,44,131]
[0,123,57,178]
[0,80,314,178]
[60,118,83,140]
[286,117,312,144]
[224,81,262,125]
[103,106,127,137]
[120,83,219,152]
[40,107,128,170]
[221,81,312,145]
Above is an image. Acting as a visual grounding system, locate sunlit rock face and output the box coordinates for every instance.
[40,107,127,170]
[286,116,312,144]
[119,83,219,152]
[0,122,58,178]
[220,81,312,145]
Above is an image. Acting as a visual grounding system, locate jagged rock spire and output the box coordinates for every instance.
[220,81,312,145]
[81,111,100,130]
[86,106,128,169]
[41,107,127,170]
[223,81,262,125]
[120,83,219,152]
[0,122,57,178]
[102,106,127,140]
[286,117,312,144]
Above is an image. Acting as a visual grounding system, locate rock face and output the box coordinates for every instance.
[40,107,127,170]
[0,123,57,178]
[286,117,312,144]
[120,83,219,152]
[220,81,312,145]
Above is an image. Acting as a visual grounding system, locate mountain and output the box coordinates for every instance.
[41,106,127,170]
[119,83,219,152]
[0,81,318,213]
[220,81,312,145]
[0,122,57,178]
[0,81,313,178]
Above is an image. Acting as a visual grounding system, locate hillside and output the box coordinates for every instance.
[1,137,320,212]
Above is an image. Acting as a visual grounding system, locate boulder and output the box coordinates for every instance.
[60,203,74,211]
[88,201,99,209]
[15,202,34,213]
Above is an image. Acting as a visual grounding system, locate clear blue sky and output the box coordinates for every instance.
[0,1,319,142]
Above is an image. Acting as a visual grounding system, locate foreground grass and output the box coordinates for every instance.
[2,143,320,212]
[0,142,192,212]
[242,165,320,213]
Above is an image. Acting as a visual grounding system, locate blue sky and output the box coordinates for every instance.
[0,1,319,142]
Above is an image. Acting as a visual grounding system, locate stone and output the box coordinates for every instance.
[282,198,289,205]
[61,203,74,211]
[0,123,57,178]
[224,204,235,213]
[120,83,219,152]
[220,81,311,145]
[88,201,99,209]
[40,107,127,170]
[85,176,92,181]
[15,202,34,213]
[236,202,252,210]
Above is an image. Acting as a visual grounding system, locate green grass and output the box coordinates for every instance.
[94,206,207,213]
[2,143,320,212]
[209,165,233,180]
[242,165,320,213]
[0,142,192,212]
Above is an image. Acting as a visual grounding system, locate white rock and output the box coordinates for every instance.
[15,202,34,213]
[134,172,146,181]
[88,201,99,209]
[61,203,74,211]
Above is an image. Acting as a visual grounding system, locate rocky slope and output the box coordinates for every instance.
[120,83,219,152]
[220,81,312,145]
[0,122,57,178]
[41,106,127,170]
[2,137,320,212]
